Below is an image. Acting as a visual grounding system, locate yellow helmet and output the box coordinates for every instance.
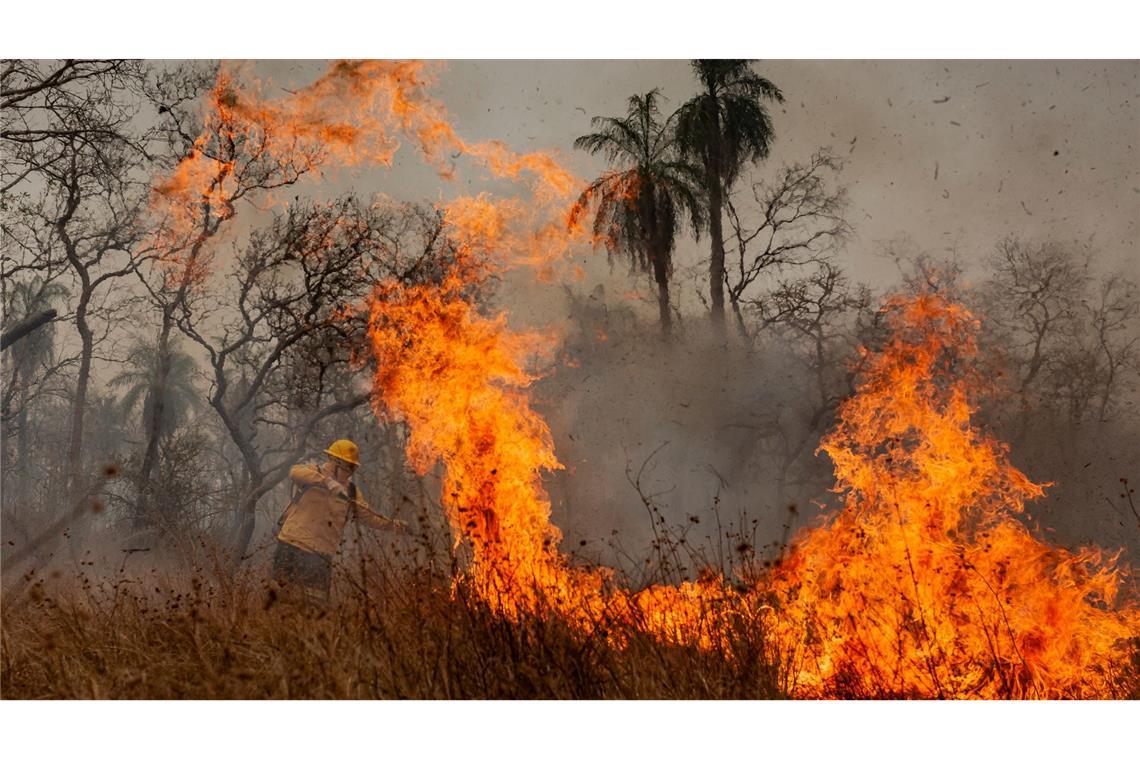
[324,439,360,466]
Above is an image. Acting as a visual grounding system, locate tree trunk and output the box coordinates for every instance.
[137,232,210,534]
[640,180,672,337]
[16,382,31,511]
[65,294,95,556]
[654,257,672,336]
[134,311,174,530]
[731,297,752,346]
[57,167,95,550]
[67,297,94,512]
[220,416,261,565]
[708,171,726,333]
[1097,349,1116,422]
[231,485,262,563]
[704,86,727,337]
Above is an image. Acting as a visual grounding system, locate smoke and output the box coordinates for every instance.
[526,283,830,573]
[521,250,1140,575]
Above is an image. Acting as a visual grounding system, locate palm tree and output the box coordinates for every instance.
[571,90,705,335]
[111,336,202,444]
[676,60,784,334]
[3,278,67,512]
[111,336,202,527]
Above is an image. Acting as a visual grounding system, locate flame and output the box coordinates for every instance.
[364,255,1138,697]
[763,294,1139,698]
[149,60,581,287]
[151,60,1137,697]
[366,265,599,617]
[363,244,736,642]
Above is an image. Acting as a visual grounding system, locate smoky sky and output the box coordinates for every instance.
[256,59,1139,296]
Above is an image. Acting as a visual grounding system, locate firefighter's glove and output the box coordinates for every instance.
[326,479,348,499]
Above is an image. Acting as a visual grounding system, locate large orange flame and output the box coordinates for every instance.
[764,294,1139,697]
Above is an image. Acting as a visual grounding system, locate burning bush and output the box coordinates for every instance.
[765,294,1139,698]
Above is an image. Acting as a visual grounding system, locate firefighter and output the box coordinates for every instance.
[272,438,406,601]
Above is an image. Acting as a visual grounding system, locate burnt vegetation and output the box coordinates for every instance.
[2,59,1139,699]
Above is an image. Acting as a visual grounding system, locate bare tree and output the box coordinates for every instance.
[982,238,1089,404]
[174,198,458,561]
[130,61,318,529]
[724,149,850,342]
[2,60,151,193]
[972,237,1140,435]
[755,262,871,501]
[2,59,161,527]
[1086,273,1140,421]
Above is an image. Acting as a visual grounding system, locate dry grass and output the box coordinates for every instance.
[6,527,1135,700]
[1,541,784,700]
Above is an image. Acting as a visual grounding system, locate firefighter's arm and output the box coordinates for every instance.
[289,462,328,488]
[290,462,346,496]
[350,490,408,533]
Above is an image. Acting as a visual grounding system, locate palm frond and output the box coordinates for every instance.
[676,59,783,187]
[574,90,708,293]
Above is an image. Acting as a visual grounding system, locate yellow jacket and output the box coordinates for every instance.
[276,461,399,557]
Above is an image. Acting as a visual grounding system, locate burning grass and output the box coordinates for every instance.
[0,547,783,700]
[3,532,1134,699]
